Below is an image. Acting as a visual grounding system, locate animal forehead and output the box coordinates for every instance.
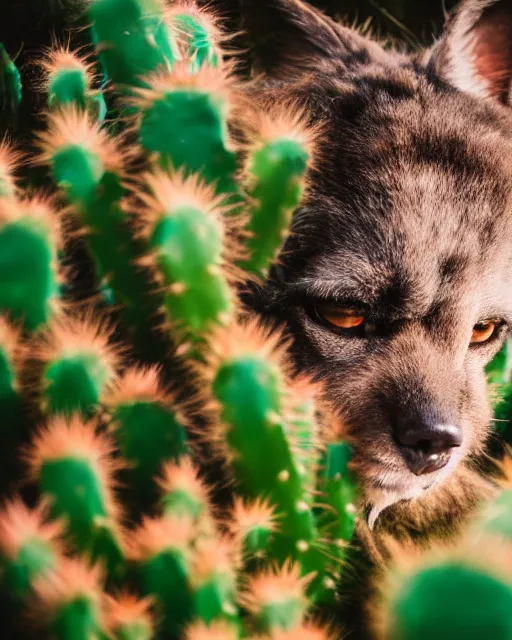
[302,147,512,256]
[314,68,512,183]
[292,160,512,315]
[286,70,512,308]
[305,91,512,254]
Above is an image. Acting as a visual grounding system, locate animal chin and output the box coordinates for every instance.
[366,483,426,531]
[366,449,463,530]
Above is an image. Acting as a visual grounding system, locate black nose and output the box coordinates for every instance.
[394,418,463,476]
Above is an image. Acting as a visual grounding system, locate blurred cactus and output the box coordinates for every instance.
[0,195,61,330]
[0,500,62,600]
[0,1,358,638]
[26,416,126,581]
[0,43,22,130]
[106,366,189,499]
[32,558,108,640]
[106,593,155,640]
[373,539,512,640]
[42,48,106,119]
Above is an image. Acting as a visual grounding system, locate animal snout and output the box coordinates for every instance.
[394,417,463,476]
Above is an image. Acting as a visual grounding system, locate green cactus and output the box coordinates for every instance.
[210,323,316,556]
[243,117,312,276]
[131,516,194,636]
[32,558,107,640]
[316,442,358,551]
[36,315,120,418]
[208,321,349,602]
[158,458,209,523]
[0,196,61,331]
[27,417,125,581]
[87,0,176,92]
[0,2,360,638]
[0,501,61,600]
[135,65,238,195]
[106,366,189,497]
[137,170,234,341]
[43,48,108,121]
[487,339,512,387]
[169,6,220,73]
[380,551,512,640]
[190,537,238,626]
[0,43,22,129]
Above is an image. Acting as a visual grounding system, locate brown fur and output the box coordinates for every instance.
[239,0,512,548]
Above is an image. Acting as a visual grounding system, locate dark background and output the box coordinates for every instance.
[1,1,460,51]
[0,0,459,89]
[0,0,460,144]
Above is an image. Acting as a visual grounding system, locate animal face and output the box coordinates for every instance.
[243,0,512,525]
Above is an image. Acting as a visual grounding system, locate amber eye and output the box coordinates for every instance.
[470,320,498,345]
[316,305,366,330]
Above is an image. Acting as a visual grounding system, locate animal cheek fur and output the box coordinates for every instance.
[319,342,491,473]
[460,369,493,455]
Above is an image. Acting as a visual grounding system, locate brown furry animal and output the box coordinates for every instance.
[241,0,512,545]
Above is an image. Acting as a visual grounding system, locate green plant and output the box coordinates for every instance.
[0,2,357,638]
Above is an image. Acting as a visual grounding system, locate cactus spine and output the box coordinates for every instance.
[106,593,154,640]
[0,141,20,198]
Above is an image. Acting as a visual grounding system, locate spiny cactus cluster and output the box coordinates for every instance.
[5,2,512,639]
[0,2,357,638]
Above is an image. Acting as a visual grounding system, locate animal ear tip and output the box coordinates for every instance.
[240,0,385,78]
[432,0,512,104]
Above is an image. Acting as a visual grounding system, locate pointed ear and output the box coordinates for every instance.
[239,0,386,78]
[429,0,512,104]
